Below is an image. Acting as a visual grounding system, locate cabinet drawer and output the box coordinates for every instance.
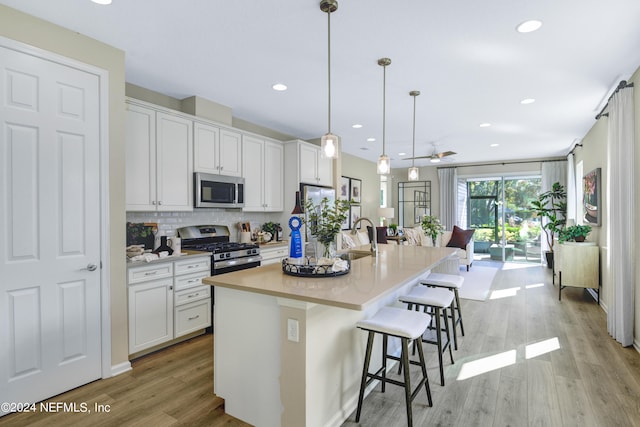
[174,271,208,292]
[175,299,211,337]
[174,256,210,276]
[175,285,210,305]
[260,246,288,266]
[128,263,174,284]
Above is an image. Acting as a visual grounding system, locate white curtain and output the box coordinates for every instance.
[566,152,577,224]
[540,160,567,255]
[438,168,457,230]
[606,86,635,347]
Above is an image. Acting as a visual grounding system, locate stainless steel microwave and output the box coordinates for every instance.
[194,172,244,208]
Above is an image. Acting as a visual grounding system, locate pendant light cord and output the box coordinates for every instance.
[327,8,332,134]
[412,94,416,168]
[382,63,386,156]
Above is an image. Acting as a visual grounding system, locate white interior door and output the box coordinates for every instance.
[0,43,102,413]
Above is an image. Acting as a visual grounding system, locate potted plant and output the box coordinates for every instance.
[389,223,398,236]
[303,197,350,257]
[260,221,280,242]
[530,182,567,268]
[559,224,592,243]
[421,215,444,246]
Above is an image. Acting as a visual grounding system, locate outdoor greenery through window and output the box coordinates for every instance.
[467,176,542,262]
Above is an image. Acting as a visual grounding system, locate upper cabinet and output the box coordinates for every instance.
[193,122,242,177]
[125,101,193,212]
[242,135,283,212]
[288,140,333,187]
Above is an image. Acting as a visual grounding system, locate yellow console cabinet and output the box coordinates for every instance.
[555,242,600,302]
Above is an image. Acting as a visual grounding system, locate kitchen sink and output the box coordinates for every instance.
[338,250,372,261]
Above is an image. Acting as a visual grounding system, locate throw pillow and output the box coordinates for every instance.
[341,232,356,249]
[446,225,475,250]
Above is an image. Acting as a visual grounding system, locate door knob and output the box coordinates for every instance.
[86,263,98,271]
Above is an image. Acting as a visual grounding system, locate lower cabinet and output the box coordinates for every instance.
[260,244,289,266]
[128,255,211,355]
[128,276,174,354]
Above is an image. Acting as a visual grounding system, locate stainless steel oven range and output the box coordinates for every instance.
[178,225,261,332]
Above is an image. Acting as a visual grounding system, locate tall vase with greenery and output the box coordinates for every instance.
[530,182,567,267]
[421,215,444,246]
[304,197,350,258]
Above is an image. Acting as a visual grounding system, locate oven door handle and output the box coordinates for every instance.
[214,255,262,270]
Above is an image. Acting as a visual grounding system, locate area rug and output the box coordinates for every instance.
[458,265,499,301]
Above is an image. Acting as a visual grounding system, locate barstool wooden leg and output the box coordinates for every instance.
[454,288,465,336]
[415,338,433,406]
[355,331,375,422]
[401,338,413,426]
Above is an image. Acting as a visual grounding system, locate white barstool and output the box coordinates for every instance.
[355,306,433,427]
[399,286,455,386]
[421,273,465,350]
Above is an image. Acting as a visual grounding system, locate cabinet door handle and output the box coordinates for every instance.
[187,293,200,298]
[188,314,200,321]
[158,201,162,205]
[187,279,199,284]
[144,271,158,276]
[152,200,156,205]
[169,286,173,291]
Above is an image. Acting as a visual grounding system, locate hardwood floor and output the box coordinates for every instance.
[0,333,248,427]
[2,261,639,426]
[343,262,640,427]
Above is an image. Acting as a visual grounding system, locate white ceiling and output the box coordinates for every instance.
[4,0,640,167]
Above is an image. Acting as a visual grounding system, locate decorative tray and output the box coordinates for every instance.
[282,258,350,277]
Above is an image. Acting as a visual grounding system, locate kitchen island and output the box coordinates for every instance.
[203,244,458,427]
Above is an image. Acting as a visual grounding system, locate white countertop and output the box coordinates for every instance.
[203,244,457,310]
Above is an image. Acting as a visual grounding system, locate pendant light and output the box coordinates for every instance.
[408,90,420,181]
[377,58,391,175]
[320,0,340,159]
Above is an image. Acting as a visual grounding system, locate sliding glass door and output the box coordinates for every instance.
[466,176,541,263]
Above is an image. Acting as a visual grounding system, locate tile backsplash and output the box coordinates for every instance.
[126,209,283,242]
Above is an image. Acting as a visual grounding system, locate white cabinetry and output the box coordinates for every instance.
[128,255,211,355]
[555,242,600,301]
[242,135,284,212]
[260,244,289,266]
[193,122,242,177]
[128,263,174,354]
[293,140,333,186]
[126,100,193,211]
[173,256,212,337]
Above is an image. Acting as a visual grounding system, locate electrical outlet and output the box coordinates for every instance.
[287,318,299,342]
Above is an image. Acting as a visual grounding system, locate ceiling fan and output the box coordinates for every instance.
[404,144,457,163]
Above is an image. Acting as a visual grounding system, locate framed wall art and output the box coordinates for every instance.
[583,167,601,226]
[350,178,362,204]
[339,176,350,201]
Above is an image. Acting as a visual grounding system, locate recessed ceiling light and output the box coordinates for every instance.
[352,124,363,129]
[430,158,441,163]
[272,83,287,91]
[367,137,376,142]
[490,143,500,147]
[91,0,112,4]
[517,20,542,33]
[479,123,492,128]
[521,98,536,104]
[398,152,406,156]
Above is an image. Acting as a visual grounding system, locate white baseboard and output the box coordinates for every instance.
[110,361,132,377]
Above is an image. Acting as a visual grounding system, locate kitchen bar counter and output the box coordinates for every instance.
[203,244,457,310]
[203,244,458,427]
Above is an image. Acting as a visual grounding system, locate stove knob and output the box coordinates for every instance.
[252,249,258,255]
[226,253,231,258]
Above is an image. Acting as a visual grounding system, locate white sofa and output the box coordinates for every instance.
[391,227,474,271]
[338,227,474,271]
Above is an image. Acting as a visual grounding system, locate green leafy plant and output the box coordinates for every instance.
[303,197,350,255]
[261,222,280,239]
[389,223,398,235]
[421,215,444,245]
[530,182,567,252]
[559,224,592,242]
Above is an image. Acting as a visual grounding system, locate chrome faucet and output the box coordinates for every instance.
[351,217,378,256]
